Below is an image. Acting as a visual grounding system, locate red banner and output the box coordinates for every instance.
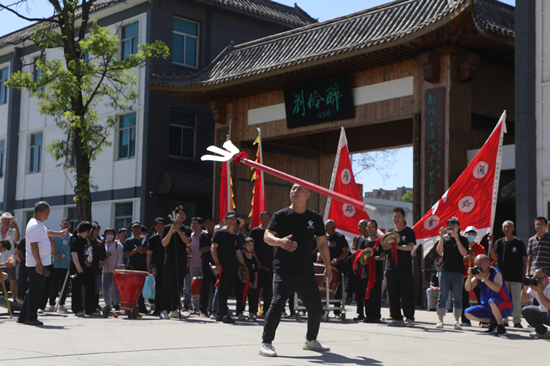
[413,112,506,257]
[324,127,370,242]
[219,160,235,221]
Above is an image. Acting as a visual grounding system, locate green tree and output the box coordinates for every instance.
[401,190,413,203]
[3,1,169,222]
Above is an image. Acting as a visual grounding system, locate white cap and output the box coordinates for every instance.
[464,226,477,234]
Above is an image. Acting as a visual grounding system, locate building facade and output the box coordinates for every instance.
[0,0,315,229]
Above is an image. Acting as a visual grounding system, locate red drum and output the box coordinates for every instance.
[191,276,203,298]
[314,263,339,297]
[113,268,148,311]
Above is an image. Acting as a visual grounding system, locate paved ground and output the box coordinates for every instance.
[0,300,546,366]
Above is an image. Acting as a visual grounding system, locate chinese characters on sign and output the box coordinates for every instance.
[284,74,355,128]
[423,87,446,212]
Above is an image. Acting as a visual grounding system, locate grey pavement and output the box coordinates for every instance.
[0,302,547,365]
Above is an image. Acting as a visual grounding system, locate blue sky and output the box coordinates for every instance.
[0,0,515,193]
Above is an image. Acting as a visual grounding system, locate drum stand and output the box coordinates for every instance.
[293,273,346,322]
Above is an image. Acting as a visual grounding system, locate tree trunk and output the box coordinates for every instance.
[73,127,92,223]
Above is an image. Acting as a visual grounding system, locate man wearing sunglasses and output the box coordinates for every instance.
[521,268,550,339]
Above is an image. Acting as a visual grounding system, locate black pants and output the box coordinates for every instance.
[216,270,236,318]
[38,265,53,310]
[247,286,260,315]
[235,274,246,315]
[363,276,382,321]
[461,277,481,323]
[17,259,29,301]
[72,270,96,315]
[18,266,47,322]
[386,271,415,321]
[49,268,69,306]
[258,269,273,314]
[200,265,214,315]
[161,265,186,312]
[152,268,164,313]
[262,271,322,344]
[356,275,366,317]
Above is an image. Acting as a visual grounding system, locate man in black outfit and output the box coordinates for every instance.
[124,221,148,313]
[259,184,332,357]
[160,206,191,319]
[249,211,273,317]
[146,217,166,316]
[198,215,215,317]
[320,219,348,318]
[386,207,417,327]
[211,210,245,323]
[361,220,385,323]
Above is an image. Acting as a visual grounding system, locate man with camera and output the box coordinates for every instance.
[464,254,513,336]
[521,268,550,338]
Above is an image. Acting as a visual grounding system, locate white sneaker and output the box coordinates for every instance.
[15,298,23,304]
[160,310,169,319]
[454,322,462,330]
[37,309,44,315]
[58,305,68,312]
[45,305,56,312]
[302,339,330,352]
[249,314,257,321]
[405,319,414,328]
[259,343,277,357]
[75,311,84,317]
[169,310,179,318]
[435,322,444,329]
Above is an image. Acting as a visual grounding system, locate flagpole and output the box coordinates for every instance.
[489,111,506,239]
[324,127,345,220]
[257,127,265,213]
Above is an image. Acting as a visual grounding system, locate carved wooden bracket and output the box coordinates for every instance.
[421,52,440,83]
[210,100,227,124]
[458,53,480,83]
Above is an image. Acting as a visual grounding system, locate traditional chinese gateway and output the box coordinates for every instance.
[149,0,515,302]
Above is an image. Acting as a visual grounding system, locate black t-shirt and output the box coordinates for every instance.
[326,231,348,265]
[362,239,384,279]
[385,226,416,276]
[430,272,439,287]
[494,237,526,282]
[250,226,273,270]
[243,252,258,283]
[439,235,469,273]
[123,237,147,271]
[16,238,26,260]
[268,207,325,277]
[70,235,93,274]
[212,229,241,274]
[162,224,191,269]
[199,231,213,268]
[91,239,105,276]
[355,236,369,251]
[147,233,165,271]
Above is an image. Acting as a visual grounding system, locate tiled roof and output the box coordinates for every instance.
[193,0,317,27]
[149,0,514,90]
[156,172,213,197]
[0,0,121,47]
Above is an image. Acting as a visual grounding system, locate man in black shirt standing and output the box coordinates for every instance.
[211,210,245,323]
[386,207,417,327]
[147,217,166,316]
[124,221,148,313]
[259,184,332,357]
[198,216,215,317]
[320,219,348,318]
[250,211,273,317]
[160,206,191,319]
[490,220,527,328]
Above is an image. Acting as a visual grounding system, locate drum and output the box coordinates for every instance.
[191,276,203,298]
[314,263,339,297]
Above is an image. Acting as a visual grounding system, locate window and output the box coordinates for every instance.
[172,17,199,67]
[121,23,139,59]
[115,202,133,231]
[29,132,43,173]
[0,140,4,178]
[25,210,34,224]
[0,67,8,104]
[118,113,136,159]
[68,207,78,234]
[34,57,45,92]
[169,110,196,158]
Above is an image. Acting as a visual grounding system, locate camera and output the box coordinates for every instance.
[470,266,482,275]
[523,277,539,286]
[447,227,453,234]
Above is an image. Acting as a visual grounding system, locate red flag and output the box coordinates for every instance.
[413,111,507,257]
[249,128,265,229]
[219,160,235,221]
[324,127,370,242]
